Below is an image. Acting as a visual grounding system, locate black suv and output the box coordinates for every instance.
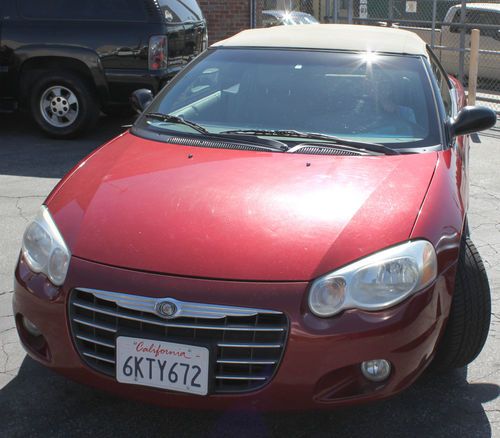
[0,0,207,138]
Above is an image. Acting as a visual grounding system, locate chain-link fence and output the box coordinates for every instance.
[255,0,500,112]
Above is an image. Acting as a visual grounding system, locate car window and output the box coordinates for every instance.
[302,15,319,24]
[142,49,442,150]
[262,13,280,27]
[470,11,500,38]
[429,52,453,117]
[294,14,318,24]
[283,14,308,25]
[18,0,148,21]
[158,0,203,23]
[450,9,500,37]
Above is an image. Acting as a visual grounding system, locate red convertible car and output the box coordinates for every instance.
[13,25,496,410]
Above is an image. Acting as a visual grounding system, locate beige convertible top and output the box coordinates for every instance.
[213,24,429,57]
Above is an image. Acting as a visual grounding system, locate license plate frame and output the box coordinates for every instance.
[115,335,212,396]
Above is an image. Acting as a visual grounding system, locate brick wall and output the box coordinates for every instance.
[200,0,263,44]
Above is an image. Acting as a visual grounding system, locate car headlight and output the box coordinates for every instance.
[308,240,437,317]
[21,205,71,286]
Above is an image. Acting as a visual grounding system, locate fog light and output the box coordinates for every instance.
[361,359,391,382]
[22,317,42,337]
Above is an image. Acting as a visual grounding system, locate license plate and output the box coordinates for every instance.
[116,336,209,395]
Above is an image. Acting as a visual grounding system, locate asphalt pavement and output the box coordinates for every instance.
[0,113,498,438]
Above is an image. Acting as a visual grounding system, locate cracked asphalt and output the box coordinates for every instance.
[0,113,498,437]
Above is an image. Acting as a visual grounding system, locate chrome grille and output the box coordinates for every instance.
[69,288,288,393]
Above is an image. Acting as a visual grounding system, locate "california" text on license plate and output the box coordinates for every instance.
[116,336,210,395]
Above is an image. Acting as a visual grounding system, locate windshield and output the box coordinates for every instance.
[139,48,441,149]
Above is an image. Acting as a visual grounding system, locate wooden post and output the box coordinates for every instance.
[468,29,480,106]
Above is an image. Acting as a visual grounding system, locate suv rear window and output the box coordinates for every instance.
[158,0,203,23]
[18,0,149,21]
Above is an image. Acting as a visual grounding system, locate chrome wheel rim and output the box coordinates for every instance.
[40,86,79,128]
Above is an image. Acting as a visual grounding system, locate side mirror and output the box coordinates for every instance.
[448,106,497,138]
[130,89,154,114]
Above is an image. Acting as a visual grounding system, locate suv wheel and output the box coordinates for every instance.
[432,237,491,370]
[29,71,100,138]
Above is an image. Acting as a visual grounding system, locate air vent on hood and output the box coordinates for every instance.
[168,136,273,152]
[288,144,365,156]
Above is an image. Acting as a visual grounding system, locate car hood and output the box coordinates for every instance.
[48,133,438,281]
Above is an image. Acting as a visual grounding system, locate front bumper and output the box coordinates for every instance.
[13,256,455,411]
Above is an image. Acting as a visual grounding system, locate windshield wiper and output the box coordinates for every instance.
[220,129,400,155]
[143,114,287,152]
[145,113,210,135]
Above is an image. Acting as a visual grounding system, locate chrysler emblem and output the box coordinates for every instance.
[156,301,178,319]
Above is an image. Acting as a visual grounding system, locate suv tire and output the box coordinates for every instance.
[433,237,491,370]
[29,71,100,138]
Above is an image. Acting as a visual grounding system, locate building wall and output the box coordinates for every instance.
[199,0,263,44]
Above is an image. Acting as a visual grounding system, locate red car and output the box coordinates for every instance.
[13,25,496,410]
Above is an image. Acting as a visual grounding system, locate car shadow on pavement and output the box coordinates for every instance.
[0,113,133,179]
[480,123,500,141]
[0,356,497,438]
